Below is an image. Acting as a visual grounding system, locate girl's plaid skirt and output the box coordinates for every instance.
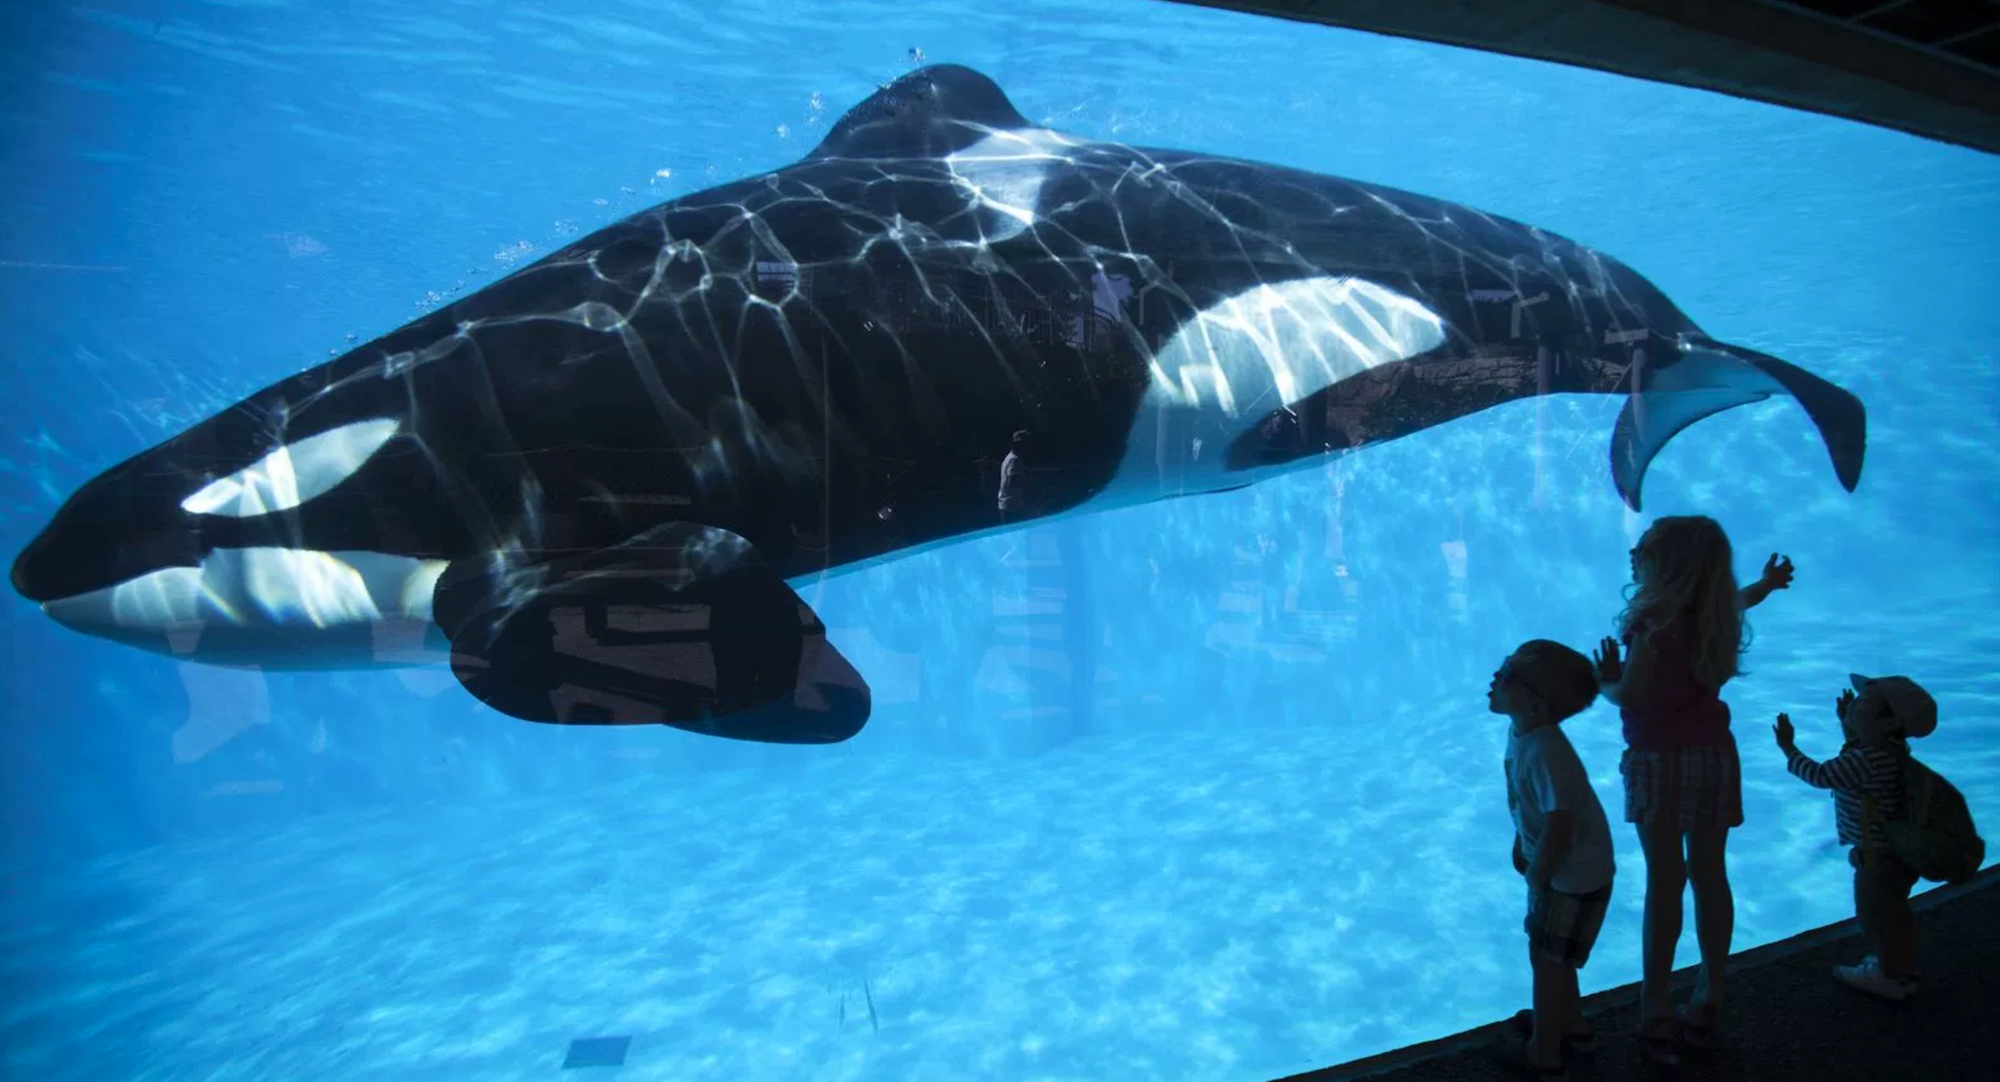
[1620,738,1744,829]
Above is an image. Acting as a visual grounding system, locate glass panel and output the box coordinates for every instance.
[3,2,1994,1081]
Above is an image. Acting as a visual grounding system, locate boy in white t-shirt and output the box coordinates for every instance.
[1489,639,1616,1082]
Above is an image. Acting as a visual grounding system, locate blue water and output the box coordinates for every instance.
[3,1,1997,1080]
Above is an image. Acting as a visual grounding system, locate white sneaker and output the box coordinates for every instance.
[1834,958,1913,1001]
[1853,954,1921,996]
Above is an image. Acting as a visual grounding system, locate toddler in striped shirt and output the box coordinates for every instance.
[1773,672,1938,1001]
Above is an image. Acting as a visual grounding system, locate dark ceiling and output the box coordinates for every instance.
[1166,0,2000,155]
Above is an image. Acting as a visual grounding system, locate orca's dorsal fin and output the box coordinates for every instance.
[808,65,1032,161]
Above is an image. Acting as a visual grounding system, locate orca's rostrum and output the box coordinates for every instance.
[10,66,1866,744]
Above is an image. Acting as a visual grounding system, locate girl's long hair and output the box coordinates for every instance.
[1616,515,1747,690]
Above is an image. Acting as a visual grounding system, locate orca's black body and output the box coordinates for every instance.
[10,66,1866,743]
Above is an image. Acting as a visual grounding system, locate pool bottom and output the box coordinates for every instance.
[0,698,1912,1082]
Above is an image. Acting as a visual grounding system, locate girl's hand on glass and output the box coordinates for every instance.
[1592,636,1623,685]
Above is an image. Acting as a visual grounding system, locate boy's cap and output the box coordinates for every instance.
[1849,673,1937,739]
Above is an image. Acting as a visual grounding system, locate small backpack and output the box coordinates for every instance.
[1871,752,1985,885]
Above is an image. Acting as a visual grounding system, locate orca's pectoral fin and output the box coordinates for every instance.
[431,524,870,744]
[1610,337,1867,511]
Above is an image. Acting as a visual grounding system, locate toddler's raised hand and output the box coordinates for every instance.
[1836,688,1856,720]
[1774,712,1795,750]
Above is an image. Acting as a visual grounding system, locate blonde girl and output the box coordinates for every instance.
[1592,516,1792,1062]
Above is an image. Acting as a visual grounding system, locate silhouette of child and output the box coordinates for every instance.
[997,429,1031,521]
[1591,516,1792,1060]
[1774,673,1938,1001]
[1491,639,1613,1081]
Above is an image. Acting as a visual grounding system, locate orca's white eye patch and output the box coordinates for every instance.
[181,419,400,518]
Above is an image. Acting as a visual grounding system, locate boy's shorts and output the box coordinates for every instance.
[1526,883,1612,968]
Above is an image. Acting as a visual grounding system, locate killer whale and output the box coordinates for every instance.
[10,65,1866,743]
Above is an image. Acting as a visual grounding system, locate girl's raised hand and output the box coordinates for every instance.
[1592,636,1623,685]
[1761,553,1795,591]
[1774,712,1796,750]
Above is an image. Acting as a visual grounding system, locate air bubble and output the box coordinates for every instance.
[494,240,537,267]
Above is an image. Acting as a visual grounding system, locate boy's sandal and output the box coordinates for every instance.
[1636,1016,1681,1066]
[1492,1036,1570,1081]
[1508,1009,1598,1053]
[1677,1001,1721,1050]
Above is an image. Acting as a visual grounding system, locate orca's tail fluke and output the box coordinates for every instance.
[1610,336,1866,511]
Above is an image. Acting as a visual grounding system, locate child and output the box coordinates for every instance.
[1491,639,1614,1082]
[1774,672,1939,1001]
[1590,516,1792,1060]
[996,429,1031,521]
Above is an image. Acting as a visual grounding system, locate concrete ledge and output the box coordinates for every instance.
[1270,862,2000,1082]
